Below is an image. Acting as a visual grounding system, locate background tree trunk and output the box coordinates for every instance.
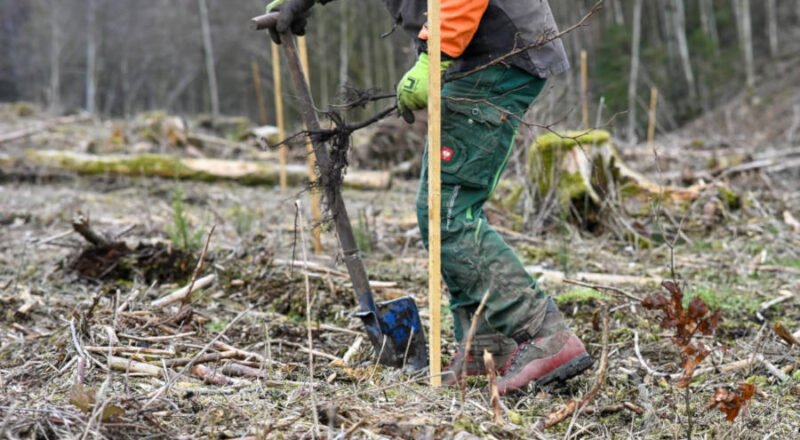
[673,0,697,101]
[85,0,97,114]
[611,0,625,26]
[627,0,643,142]
[767,0,778,57]
[699,0,719,48]
[198,0,220,118]
[48,0,61,112]
[733,0,755,89]
[338,1,349,88]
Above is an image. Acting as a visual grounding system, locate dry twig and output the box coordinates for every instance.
[537,304,609,430]
[180,223,216,306]
[484,351,503,426]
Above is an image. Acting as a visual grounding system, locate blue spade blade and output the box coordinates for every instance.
[355,296,428,371]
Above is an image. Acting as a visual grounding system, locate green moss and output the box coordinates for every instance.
[25,151,283,186]
[555,287,610,304]
[688,286,759,314]
[769,259,800,269]
[717,184,741,209]
[452,415,480,434]
[527,130,609,209]
[11,101,36,117]
[533,130,611,153]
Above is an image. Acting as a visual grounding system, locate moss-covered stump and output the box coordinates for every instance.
[529,130,705,205]
[23,150,391,190]
[492,130,723,231]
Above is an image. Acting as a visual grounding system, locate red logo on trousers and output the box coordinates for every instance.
[441,147,454,162]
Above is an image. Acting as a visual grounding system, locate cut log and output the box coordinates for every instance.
[23,150,391,190]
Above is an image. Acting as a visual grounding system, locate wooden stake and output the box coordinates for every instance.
[271,44,288,192]
[297,36,324,253]
[251,60,268,125]
[647,86,658,146]
[427,0,442,388]
[581,50,589,130]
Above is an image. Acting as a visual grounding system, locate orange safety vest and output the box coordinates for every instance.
[382,0,570,78]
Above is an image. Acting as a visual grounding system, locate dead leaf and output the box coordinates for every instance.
[101,404,125,422]
[70,382,95,413]
[772,322,800,347]
[706,383,756,421]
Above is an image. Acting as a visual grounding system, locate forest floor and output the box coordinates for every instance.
[1,107,800,439]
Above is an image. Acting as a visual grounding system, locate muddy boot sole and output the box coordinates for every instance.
[535,353,594,386]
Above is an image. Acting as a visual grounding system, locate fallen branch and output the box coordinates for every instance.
[211,341,289,369]
[219,362,269,379]
[581,402,645,416]
[633,331,668,377]
[666,353,788,382]
[278,340,341,363]
[71,213,110,247]
[756,290,794,321]
[84,346,175,357]
[192,364,237,385]
[107,356,163,378]
[563,278,643,302]
[0,114,92,145]
[529,267,660,286]
[151,274,216,308]
[750,265,800,276]
[162,350,237,368]
[538,304,609,430]
[340,336,364,366]
[119,331,196,342]
[24,150,391,190]
[143,307,252,409]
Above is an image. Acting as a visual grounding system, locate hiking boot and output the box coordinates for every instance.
[497,298,593,394]
[442,309,517,386]
[442,334,517,386]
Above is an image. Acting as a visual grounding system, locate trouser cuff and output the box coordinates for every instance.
[509,296,551,343]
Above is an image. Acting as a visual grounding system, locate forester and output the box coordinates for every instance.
[268,0,593,394]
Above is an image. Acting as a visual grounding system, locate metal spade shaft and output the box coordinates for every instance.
[277,34,378,315]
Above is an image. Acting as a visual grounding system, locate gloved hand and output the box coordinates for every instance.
[266,0,318,44]
[396,52,453,123]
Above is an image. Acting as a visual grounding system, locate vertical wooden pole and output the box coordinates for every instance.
[647,86,658,146]
[297,36,324,253]
[272,44,288,192]
[251,60,268,125]
[427,0,442,388]
[581,50,589,130]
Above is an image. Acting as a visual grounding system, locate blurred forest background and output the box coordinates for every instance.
[2,0,800,141]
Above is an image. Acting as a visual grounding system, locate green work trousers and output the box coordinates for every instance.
[417,65,548,342]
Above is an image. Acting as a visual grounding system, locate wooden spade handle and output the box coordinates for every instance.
[249,13,279,31]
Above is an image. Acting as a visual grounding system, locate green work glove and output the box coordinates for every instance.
[396,52,453,123]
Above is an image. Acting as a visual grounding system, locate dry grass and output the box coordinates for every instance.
[2,112,800,439]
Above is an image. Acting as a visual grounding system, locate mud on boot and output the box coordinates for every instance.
[442,309,517,386]
[497,298,593,394]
